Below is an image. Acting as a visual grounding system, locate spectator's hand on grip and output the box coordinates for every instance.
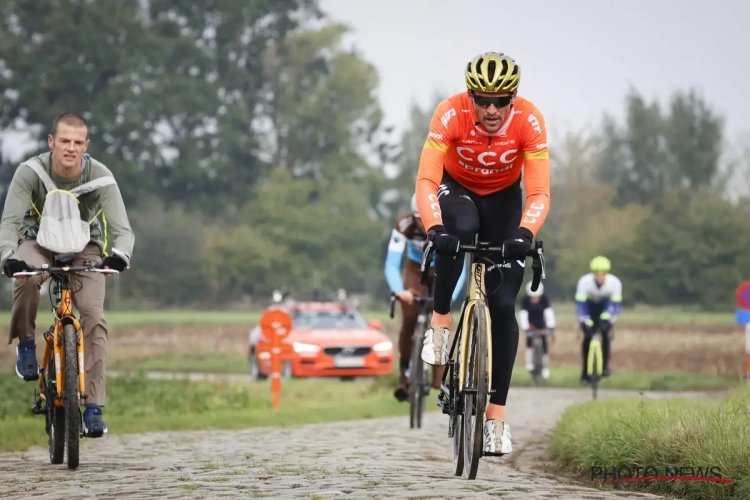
[100,255,127,276]
[3,259,32,281]
[427,225,460,256]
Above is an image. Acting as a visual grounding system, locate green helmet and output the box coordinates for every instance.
[590,256,611,273]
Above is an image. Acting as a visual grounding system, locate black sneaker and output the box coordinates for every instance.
[15,339,39,381]
[83,403,108,437]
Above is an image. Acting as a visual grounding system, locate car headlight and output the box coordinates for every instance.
[293,342,320,354]
[373,341,393,352]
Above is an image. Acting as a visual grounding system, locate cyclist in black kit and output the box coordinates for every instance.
[518,281,555,380]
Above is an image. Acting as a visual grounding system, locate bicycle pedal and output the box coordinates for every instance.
[31,399,44,416]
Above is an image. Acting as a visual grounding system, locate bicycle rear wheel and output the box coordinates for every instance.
[463,304,488,480]
[63,323,81,469]
[409,330,425,429]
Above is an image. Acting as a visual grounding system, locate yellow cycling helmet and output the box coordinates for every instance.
[590,256,611,273]
[465,52,521,94]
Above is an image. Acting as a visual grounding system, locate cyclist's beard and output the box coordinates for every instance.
[473,106,515,137]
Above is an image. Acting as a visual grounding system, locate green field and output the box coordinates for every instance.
[0,373,416,454]
[550,384,750,499]
[0,303,737,328]
[110,352,741,393]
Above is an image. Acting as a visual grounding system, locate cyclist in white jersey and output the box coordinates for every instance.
[575,256,622,384]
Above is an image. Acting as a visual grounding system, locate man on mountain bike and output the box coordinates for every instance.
[414,52,551,456]
[575,256,622,384]
[518,281,556,379]
[385,193,467,401]
[0,112,135,437]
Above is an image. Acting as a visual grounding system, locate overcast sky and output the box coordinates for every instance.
[320,0,750,145]
[3,0,748,161]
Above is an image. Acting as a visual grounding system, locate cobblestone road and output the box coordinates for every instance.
[0,387,709,499]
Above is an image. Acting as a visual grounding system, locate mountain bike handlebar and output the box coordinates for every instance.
[11,263,119,278]
[388,292,434,319]
[420,237,546,292]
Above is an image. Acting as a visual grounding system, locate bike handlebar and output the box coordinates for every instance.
[11,263,119,278]
[389,292,434,319]
[420,237,546,292]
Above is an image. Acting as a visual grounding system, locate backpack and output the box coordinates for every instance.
[22,158,117,254]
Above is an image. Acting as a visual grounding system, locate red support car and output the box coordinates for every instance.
[251,300,393,381]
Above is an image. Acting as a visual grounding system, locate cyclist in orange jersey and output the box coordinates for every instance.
[414,52,550,456]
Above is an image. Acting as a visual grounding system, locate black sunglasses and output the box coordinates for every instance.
[471,93,513,108]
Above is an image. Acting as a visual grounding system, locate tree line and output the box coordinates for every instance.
[0,1,748,311]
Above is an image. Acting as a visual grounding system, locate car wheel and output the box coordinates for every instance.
[249,354,268,381]
[282,361,293,380]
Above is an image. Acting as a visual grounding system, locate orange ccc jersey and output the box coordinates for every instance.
[415,92,551,236]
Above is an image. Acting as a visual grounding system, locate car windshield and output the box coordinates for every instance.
[292,309,369,329]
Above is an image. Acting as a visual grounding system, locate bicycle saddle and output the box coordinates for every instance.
[54,252,76,265]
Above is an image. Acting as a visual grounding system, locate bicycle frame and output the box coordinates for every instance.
[421,235,546,479]
[425,238,546,397]
[456,257,493,396]
[40,274,84,407]
[586,331,604,378]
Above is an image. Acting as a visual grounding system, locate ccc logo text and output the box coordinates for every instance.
[456,147,518,174]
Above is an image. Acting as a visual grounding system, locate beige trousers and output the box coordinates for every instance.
[8,240,109,406]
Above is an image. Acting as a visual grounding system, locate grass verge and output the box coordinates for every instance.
[0,309,393,328]
[0,373,417,454]
[113,353,741,392]
[549,384,750,499]
[0,303,736,327]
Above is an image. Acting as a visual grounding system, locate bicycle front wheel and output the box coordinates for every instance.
[451,360,464,476]
[463,303,488,480]
[46,344,65,465]
[63,323,81,469]
[589,339,601,401]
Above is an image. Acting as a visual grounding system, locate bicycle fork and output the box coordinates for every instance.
[31,323,87,416]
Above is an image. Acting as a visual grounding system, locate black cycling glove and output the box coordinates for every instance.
[3,259,32,277]
[427,225,460,256]
[101,255,127,272]
[501,227,533,259]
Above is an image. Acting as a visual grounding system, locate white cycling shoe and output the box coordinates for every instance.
[483,419,512,456]
[421,327,450,366]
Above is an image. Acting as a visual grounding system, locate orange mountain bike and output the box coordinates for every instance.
[16,252,118,469]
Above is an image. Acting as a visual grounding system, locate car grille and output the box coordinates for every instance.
[323,346,371,356]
